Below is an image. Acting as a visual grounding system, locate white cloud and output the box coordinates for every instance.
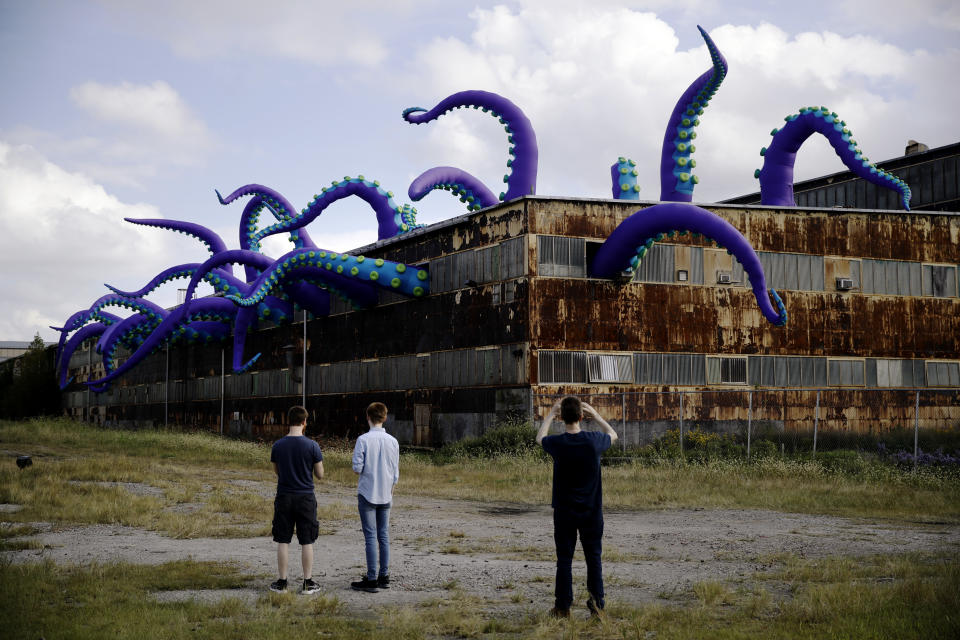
[0,141,203,341]
[97,0,417,67]
[70,81,210,142]
[402,5,959,204]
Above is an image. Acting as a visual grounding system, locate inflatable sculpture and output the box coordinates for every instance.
[54,24,913,390]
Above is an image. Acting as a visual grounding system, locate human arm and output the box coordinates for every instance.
[582,402,618,443]
[313,461,324,480]
[273,462,279,477]
[351,438,364,475]
[536,399,562,445]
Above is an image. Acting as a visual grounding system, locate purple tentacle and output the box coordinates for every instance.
[756,107,912,209]
[58,322,107,389]
[408,166,498,212]
[403,90,538,202]
[659,26,727,202]
[216,185,316,252]
[591,202,787,326]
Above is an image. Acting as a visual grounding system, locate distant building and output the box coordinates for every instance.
[0,340,54,364]
[61,196,960,443]
[722,141,960,212]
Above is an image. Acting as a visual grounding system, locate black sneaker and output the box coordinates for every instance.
[350,578,379,593]
[587,595,604,618]
[549,606,570,619]
[269,578,287,593]
[302,578,321,595]
[377,575,390,589]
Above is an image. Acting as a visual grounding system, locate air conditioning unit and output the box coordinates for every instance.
[836,277,854,291]
[716,272,732,284]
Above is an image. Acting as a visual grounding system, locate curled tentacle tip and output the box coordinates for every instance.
[215,189,227,205]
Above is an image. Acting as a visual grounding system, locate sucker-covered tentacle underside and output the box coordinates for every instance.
[408,166,499,212]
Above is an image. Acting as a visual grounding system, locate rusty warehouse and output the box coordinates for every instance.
[61,192,960,444]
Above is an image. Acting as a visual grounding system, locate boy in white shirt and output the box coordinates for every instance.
[350,402,400,592]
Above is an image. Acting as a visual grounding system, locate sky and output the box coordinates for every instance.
[1,0,958,341]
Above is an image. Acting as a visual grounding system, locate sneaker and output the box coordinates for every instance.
[269,578,287,593]
[302,578,321,595]
[587,595,604,618]
[350,578,379,593]
[377,575,390,589]
[549,606,570,619]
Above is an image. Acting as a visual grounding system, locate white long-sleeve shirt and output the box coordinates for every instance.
[352,426,399,504]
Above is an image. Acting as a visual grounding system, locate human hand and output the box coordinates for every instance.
[582,402,599,420]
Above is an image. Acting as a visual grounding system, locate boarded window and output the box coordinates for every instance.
[922,265,958,298]
[926,361,960,387]
[660,353,705,385]
[634,353,663,384]
[829,359,865,387]
[538,236,586,277]
[706,356,747,384]
[538,350,587,384]
[633,244,675,283]
[738,252,825,291]
[587,353,633,383]
[861,259,922,296]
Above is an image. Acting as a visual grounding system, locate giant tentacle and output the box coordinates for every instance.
[590,202,787,326]
[222,248,429,310]
[58,322,108,389]
[105,263,249,300]
[611,158,641,199]
[124,218,235,279]
[87,297,243,391]
[408,166,498,212]
[403,90,538,202]
[216,185,316,254]
[755,106,912,209]
[659,26,728,202]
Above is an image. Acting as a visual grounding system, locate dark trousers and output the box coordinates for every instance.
[553,507,604,610]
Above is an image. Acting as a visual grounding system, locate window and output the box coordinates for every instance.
[749,356,826,387]
[861,259,922,296]
[732,252,824,291]
[829,359,866,387]
[707,356,747,384]
[922,265,958,298]
[538,236,586,277]
[587,353,633,383]
[867,359,923,387]
[926,361,960,387]
[538,350,587,383]
[632,244,675,283]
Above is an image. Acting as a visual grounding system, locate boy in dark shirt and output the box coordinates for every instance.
[270,405,324,594]
[536,396,618,618]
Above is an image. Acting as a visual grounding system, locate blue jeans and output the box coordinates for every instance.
[358,494,390,581]
[553,508,604,610]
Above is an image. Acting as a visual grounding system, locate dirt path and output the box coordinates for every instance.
[5,483,959,612]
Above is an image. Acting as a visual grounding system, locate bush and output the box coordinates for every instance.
[434,419,544,461]
[814,449,869,474]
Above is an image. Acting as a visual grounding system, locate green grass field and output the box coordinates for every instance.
[2,418,959,638]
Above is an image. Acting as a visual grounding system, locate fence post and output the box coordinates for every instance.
[164,343,170,429]
[679,391,684,458]
[813,389,820,457]
[302,312,308,408]
[220,347,225,436]
[914,390,920,471]
[621,392,626,452]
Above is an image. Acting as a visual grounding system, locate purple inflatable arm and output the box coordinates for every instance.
[756,107,912,209]
[591,202,787,326]
[58,322,108,388]
[408,166,499,212]
[403,90,538,203]
[124,218,235,279]
[659,26,727,202]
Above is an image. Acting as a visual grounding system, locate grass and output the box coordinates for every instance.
[3,418,959,539]
[2,553,957,639]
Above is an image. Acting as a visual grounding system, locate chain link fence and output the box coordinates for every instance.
[533,388,960,465]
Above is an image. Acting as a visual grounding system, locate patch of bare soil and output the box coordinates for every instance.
[5,483,959,612]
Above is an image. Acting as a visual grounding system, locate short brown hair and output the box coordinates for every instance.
[366,402,387,424]
[559,396,582,425]
[288,405,308,426]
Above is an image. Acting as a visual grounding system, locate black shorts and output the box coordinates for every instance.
[272,493,319,544]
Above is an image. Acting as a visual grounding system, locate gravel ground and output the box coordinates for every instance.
[5,482,959,613]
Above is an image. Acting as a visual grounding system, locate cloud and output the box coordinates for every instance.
[0,141,213,341]
[70,81,210,142]
[402,5,959,204]
[96,0,431,67]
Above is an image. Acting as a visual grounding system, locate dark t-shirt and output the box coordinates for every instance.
[541,430,612,513]
[271,435,323,495]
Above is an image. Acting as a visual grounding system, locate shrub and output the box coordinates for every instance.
[435,419,544,460]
